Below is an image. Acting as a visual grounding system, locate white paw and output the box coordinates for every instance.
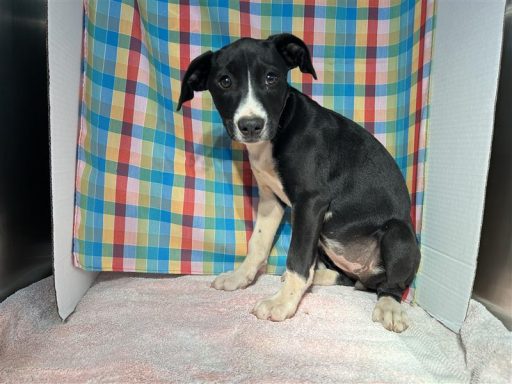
[252,296,297,322]
[211,269,255,291]
[372,296,410,333]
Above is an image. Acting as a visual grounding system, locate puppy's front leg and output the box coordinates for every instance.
[252,197,328,321]
[212,186,285,291]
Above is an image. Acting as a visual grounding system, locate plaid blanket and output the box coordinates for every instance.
[74,0,434,295]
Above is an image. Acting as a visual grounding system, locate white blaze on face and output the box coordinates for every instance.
[233,70,268,140]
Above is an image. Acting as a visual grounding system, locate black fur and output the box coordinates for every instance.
[178,34,421,302]
[275,87,420,299]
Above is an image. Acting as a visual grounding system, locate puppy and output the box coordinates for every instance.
[177,34,420,332]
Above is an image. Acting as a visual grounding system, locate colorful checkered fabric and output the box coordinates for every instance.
[74,0,435,287]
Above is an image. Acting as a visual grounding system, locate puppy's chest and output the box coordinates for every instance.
[246,143,291,207]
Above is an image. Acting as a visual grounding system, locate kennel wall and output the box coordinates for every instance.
[48,0,506,332]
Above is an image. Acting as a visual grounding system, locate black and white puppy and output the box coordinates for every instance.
[177,34,420,332]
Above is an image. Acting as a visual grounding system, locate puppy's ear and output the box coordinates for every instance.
[177,50,213,111]
[268,33,317,80]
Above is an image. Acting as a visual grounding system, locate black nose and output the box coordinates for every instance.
[238,117,264,137]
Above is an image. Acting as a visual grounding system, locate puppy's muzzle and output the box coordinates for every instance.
[238,117,264,142]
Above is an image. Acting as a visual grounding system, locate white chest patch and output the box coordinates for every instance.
[246,142,291,207]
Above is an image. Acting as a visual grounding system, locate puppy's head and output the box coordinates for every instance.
[177,34,316,143]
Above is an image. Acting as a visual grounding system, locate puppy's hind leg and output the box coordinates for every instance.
[212,187,284,291]
[312,268,340,286]
[313,247,356,286]
[313,269,357,286]
[372,219,420,332]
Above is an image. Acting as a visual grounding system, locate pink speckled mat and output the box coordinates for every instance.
[1,274,510,383]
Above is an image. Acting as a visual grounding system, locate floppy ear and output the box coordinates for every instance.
[176,50,213,111]
[268,33,317,80]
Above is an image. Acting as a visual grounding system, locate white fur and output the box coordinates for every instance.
[245,141,291,207]
[233,71,269,139]
[372,296,410,333]
[212,142,286,291]
[312,269,339,286]
[324,211,333,222]
[211,187,284,291]
[252,267,314,321]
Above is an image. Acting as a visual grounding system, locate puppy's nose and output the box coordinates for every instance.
[238,117,264,137]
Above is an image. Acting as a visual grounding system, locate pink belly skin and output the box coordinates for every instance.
[319,236,383,279]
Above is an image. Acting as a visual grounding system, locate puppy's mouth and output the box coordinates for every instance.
[239,137,262,144]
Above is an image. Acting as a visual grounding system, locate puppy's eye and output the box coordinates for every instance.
[219,75,232,89]
[265,72,278,85]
